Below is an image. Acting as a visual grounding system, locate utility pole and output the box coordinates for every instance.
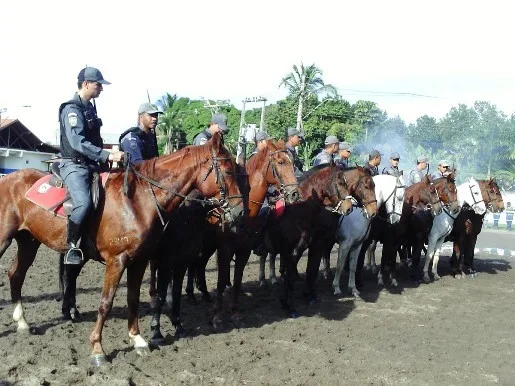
[236,96,267,165]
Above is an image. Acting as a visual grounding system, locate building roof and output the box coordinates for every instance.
[0,119,59,153]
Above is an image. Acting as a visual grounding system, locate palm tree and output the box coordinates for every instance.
[156,93,178,154]
[279,63,337,132]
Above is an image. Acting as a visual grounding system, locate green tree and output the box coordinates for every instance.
[279,63,337,132]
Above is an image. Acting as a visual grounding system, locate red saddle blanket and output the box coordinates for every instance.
[271,198,285,218]
[24,173,109,218]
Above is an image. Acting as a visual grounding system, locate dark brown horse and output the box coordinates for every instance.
[148,139,301,341]
[264,165,376,316]
[399,173,459,277]
[0,133,243,365]
[448,178,504,277]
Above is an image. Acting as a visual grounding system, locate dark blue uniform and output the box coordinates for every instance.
[119,127,158,164]
[286,143,304,177]
[193,129,212,146]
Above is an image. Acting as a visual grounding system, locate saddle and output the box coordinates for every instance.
[25,162,105,218]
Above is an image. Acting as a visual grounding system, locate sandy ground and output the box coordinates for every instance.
[0,240,514,385]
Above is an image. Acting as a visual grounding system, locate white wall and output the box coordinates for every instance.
[0,148,55,175]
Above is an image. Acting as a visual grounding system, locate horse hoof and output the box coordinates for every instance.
[351,290,360,298]
[90,354,109,367]
[70,309,81,323]
[423,275,431,283]
[270,277,280,285]
[212,319,224,332]
[333,288,342,296]
[288,311,299,319]
[135,346,150,357]
[363,264,371,271]
[150,332,166,346]
[433,275,441,281]
[377,279,384,286]
[371,266,378,275]
[391,279,398,287]
[175,326,188,339]
[231,314,243,328]
[259,280,267,288]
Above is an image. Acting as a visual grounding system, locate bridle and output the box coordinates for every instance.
[348,173,377,218]
[326,171,353,213]
[413,182,441,214]
[124,151,243,229]
[482,183,503,212]
[382,176,405,220]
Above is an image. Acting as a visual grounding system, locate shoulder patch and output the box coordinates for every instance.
[68,112,78,127]
[129,139,138,150]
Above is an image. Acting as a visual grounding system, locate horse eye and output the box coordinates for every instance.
[278,160,284,165]
[225,170,232,176]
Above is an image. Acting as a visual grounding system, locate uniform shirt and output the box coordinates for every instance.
[193,129,212,146]
[382,166,401,177]
[60,93,110,164]
[286,143,304,176]
[120,127,159,165]
[312,149,333,166]
[335,157,349,170]
[408,168,426,186]
[364,162,379,176]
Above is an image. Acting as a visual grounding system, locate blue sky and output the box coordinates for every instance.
[1,0,514,144]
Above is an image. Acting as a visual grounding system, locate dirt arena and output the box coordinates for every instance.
[0,242,514,385]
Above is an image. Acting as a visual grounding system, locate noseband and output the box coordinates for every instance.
[327,172,353,213]
[382,176,405,219]
[265,149,299,198]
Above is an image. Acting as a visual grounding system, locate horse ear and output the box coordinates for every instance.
[276,138,286,148]
[424,174,431,183]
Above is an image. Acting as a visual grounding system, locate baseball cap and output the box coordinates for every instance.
[287,127,304,137]
[339,142,353,151]
[369,149,382,158]
[255,131,270,141]
[324,135,339,145]
[439,159,450,167]
[211,113,229,133]
[417,155,429,163]
[77,67,111,85]
[390,152,400,159]
[138,103,163,115]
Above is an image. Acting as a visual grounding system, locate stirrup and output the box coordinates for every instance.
[64,247,83,265]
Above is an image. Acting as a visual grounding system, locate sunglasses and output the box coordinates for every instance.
[392,158,399,161]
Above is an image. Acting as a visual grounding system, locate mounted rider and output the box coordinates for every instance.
[193,113,229,146]
[335,141,353,170]
[285,127,304,177]
[313,135,339,166]
[364,149,381,176]
[59,67,124,265]
[119,103,162,164]
[382,152,402,177]
[407,155,429,186]
[431,159,452,180]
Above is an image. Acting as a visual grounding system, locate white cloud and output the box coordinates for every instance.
[1,0,514,143]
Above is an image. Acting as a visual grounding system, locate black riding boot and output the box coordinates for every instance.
[64,219,83,265]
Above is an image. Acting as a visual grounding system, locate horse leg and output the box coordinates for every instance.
[332,242,348,296]
[432,244,443,281]
[213,246,231,331]
[258,252,267,287]
[8,232,40,332]
[280,253,297,318]
[88,256,126,366]
[126,258,150,357]
[59,252,84,322]
[150,257,172,346]
[148,259,157,308]
[422,243,435,283]
[185,265,197,304]
[196,258,212,302]
[348,246,361,297]
[230,249,251,325]
[269,253,279,285]
[170,263,188,338]
[305,245,322,304]
[369,240,378,274]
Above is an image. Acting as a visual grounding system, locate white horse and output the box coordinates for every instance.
[422,177,487,282]
[333,175,406,296]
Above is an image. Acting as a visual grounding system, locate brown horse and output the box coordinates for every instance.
[148,139,301,341]
[448,178,505,277]
[264,164,375,316]
[0,133,243,365]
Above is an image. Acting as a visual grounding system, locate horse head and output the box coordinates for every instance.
[345,165,377,219]
[483,178,505,213]
[263,139,301,204]
[435,173,460,215]
[415,175,442,216]
[463,177,486,215]
[376,174,405,224]
[323,168,353,215]
[200,132,244,226]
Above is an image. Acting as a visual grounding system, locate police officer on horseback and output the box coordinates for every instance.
[285,127,304,177]
[408,155,429,186]
[364,149,381,176]
[335,141,353,170]
[119,103,161,164]
[431,159,452,179]
[59,67,124,265]
[193,113,229,145]
[382,152,402,177]
[313,135,339,166]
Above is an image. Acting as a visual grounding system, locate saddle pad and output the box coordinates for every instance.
[272,197,285,218]
[24,173,110,218]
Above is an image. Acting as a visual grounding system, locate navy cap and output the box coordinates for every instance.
[287,127,304,137]
[78,67,111,85]
[138,103,163,115]
[417,155,429,163]
[390,152,400,159]
[210,113,229,133]
[324,135,339,145]
[339,142,353,151]
[369,149,382,158]
[255,131,270,141]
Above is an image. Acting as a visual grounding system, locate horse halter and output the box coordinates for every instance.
[415,182,441,213]
[201,153,244,226]
[327,171,353,213]
[382,176,405,219]
[350,173,377,218]
[465,181,485,212]
[483,183,503,212]
[265,149,299,198]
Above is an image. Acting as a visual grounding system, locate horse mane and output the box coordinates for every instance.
[298,164,333,183]
[246,143,271,175]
